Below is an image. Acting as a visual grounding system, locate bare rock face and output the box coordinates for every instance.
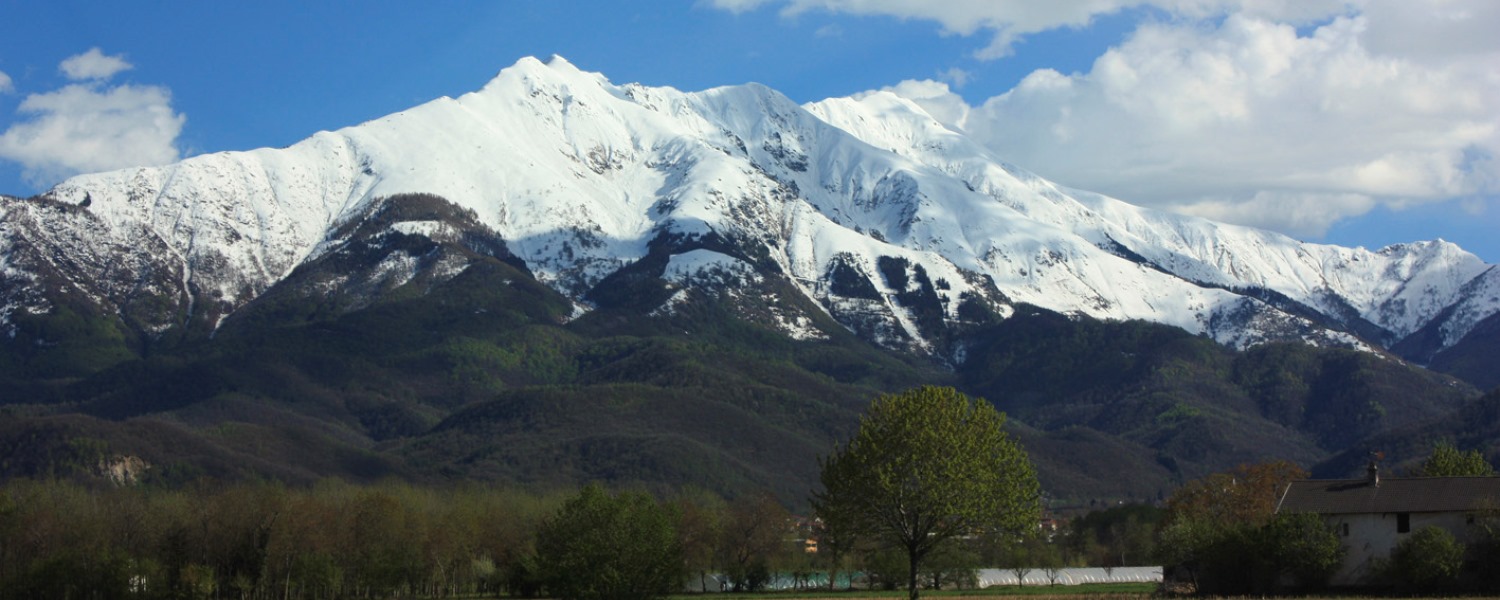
[94,455,150,486]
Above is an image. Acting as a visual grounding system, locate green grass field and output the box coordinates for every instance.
[668,582,1156,599]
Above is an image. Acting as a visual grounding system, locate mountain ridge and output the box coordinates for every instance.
[7,55,1494,370]
[2,57,1497,501]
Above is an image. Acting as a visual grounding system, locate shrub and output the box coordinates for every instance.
[1383,526,1464,590]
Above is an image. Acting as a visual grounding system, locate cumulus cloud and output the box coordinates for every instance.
[881,8,1500,238]
[1359,0,1500,60]
[0,70,12,94]
[873,79,971,128]
[60,47,133,81]
[938,67,971,88]
[707,0,1354,58]
[707,0,773,14]
[0,50,184,188]
[716,0,1500,239]
[1175,192,1377,238]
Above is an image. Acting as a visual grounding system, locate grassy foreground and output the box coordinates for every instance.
[669,582,1156,599]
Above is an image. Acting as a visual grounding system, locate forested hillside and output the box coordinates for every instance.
[0,232,1483,503]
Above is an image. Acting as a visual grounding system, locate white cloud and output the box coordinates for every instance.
[1175,191,1376,238]
[705,0,773,15]
[938,67,971,88]
[0,49,183,188]
[883,8,1500,238]
[872,80,970,128]
[712,0,1500,238]
[708,0,1355,58]
[1359,0,1500,60]
[60,47,133,81]
[0,70,12,94]
[0,83,185,187]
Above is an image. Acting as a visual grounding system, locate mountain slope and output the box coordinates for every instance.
[6,55,1496,375]
[806,91,1496,350]
[2,56,1498,501]
[0,191,1484,502]
[0,246,1476,501]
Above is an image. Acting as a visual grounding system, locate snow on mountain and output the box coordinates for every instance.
[1441,266,1500,347]
[4,56,1496,362]
[806,91,1495,346]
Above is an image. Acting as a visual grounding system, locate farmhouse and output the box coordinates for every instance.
[1276,464,1500,586]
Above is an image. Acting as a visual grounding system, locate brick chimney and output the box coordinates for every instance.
[1366,460,1380,487]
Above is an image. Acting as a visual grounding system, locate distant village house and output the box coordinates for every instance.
[1276,463,1500,586]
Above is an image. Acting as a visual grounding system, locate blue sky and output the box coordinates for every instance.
[2,1,1497,261]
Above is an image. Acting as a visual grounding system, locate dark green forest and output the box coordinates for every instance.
[0,281,1489,505]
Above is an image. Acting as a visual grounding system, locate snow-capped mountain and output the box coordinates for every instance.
[3,56,1496,369]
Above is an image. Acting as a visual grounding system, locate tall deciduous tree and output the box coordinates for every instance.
[1164,460,1306,526]
[813,385,1040,600]
[1160,461,1343,594]
[671,488,726,593]
[717,492,788,592]
[1417,441,1495,477]
[534,484,682,600]
[812,514,857,591]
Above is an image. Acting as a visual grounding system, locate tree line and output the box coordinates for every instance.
[0,478,556,599]
[0,477,1049,600]
[0,476,874,600]
[3,384,1497,599]
[0,386,1046,600]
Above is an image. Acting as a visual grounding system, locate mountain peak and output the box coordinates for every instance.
[483,54,614,96]
[6,57,1496,370]
[3,56,1497,508]
[506,54,579,71]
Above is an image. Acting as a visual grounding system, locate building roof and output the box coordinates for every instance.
[1277,476,1500,515]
